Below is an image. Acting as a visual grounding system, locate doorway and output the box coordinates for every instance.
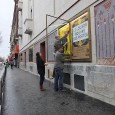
[25,52,26,68]
[40,42,46,62]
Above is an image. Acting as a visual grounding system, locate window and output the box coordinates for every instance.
[29,48,33,62]
[31,8,32,19]
[29,0,33,19]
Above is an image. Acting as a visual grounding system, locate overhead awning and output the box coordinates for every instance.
[11,53,15,57]
[14,44,19,54]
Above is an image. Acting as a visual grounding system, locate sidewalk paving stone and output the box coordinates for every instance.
[2,68,115,115]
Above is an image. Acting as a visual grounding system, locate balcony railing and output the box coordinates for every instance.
[24,19,33,35]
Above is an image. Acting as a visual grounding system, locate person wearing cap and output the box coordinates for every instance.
[54,35,62,53]
[54,31,69,53]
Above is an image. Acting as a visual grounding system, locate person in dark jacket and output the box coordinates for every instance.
[9,57,14,69]
[36,52,45,91]
[54,31,69,53]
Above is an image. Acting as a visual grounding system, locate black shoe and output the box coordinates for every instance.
[54,89,58,92]
[59,89,66,92]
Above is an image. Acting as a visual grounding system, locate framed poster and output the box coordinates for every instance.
[71,11,92,61]
[47,31,57,62]
[58,24,71,61]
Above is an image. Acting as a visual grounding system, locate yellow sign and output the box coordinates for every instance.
[58,24,71,60]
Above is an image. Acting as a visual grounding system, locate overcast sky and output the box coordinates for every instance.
[0,0,14,59]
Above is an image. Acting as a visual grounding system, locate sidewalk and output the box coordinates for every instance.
[2,68,115,115]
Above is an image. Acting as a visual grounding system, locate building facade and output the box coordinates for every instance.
[11,0,115,105]
[10,0,20,67]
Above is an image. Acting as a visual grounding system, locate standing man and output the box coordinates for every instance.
[54,35,62,53]
[54,42,71,91]
[54,31,69,53]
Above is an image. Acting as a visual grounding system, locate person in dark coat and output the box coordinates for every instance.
[54,31,69,53]
[36,52,45,91]
[9,57,14,69]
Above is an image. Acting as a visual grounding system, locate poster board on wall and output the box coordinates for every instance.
[47,31,57,62]
[71,11,92,61]
[58,24,71,61]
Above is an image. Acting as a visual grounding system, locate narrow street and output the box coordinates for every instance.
[2,67,115,115]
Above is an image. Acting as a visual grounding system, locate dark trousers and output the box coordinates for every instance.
[54,67,64,91]
[11,64,13,69]
[38,70,45,86]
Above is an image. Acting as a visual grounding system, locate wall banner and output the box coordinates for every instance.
[95,0,115,66]
[71,11,92,61]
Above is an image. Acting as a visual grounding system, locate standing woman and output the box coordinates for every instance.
[36,52,45,91]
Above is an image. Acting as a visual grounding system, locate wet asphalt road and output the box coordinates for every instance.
[2,68,115,115]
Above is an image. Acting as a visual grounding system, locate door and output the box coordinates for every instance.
[25,52,26,68]
[40,42,46,62]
